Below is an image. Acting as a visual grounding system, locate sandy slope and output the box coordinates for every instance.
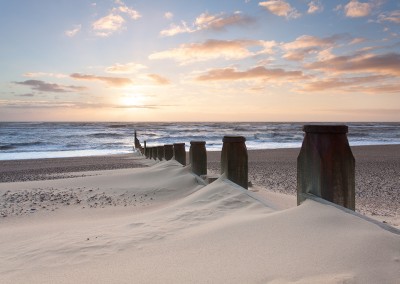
[0,159,399,283]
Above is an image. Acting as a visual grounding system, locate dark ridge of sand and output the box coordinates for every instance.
[0,145,399,219]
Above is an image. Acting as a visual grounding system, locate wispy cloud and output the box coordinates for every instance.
[259,0,301,19]
[299,75,398,92]
[378,10,400,24]
[306,52,400,76]
[147,74,171,85]
[16,93,35,97]
[23,72,68,78]
[70,73,133,86]
[281,34,351,61]
[307,0,323,14]
[105,62,147,74]
[0,100,162,109]
[160,11,253,37]
[14,80,87,93]
[65,24,82,37]
[149,39,275,64]
[196,66,306,82]
[164,12,174,20]
[92,0,141,37]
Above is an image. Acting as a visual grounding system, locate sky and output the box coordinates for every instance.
[0,0,399,122]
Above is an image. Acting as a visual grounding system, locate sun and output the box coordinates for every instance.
[119,93,145,106]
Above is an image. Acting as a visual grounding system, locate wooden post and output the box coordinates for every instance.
[145,147,150,159]
[297,125,355,210]
[173,143,186,166]
[189,141,207,176]
[152,147,157,160]
[221,136,248,189]
[157,146,164,161]
[164,144,174,160]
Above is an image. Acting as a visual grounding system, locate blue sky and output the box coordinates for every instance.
[0,0,399,121]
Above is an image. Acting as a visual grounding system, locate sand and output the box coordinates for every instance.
[0,146,399,283]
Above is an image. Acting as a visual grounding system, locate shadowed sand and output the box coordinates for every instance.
[0,146,399,283]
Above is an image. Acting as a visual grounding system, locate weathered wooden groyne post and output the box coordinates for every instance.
[189,141,207,176]
[173,143,186,166]
[157,145,164,161]
[145,146,151,159]
[134,131,141,150]
[143,141,147,156]
[152,147,157,160]
[164,144,174,161]
[221,136,248,189]
[297,125,355,210]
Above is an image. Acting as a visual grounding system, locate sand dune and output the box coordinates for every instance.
[0,158,399,283]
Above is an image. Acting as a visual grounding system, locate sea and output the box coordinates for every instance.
[0,122,399,161]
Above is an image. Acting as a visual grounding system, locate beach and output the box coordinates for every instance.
[0,145,399,283]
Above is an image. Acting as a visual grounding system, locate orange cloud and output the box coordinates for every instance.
[160,11,253,37]
[307,1,323,14]
[70,73,133,86]
[259,0,301,19]
[378,10,400,24]
[282,34,351,61]
[306,52,400,76]
[196,66,306,82]
[299,75,399,92]
[149,39,274,64]
[344,0,372,18]
[147,74,171,85]
[105,62,147,74]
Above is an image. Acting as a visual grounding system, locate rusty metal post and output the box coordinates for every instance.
[173,143,186,166]
[189,141,207,176]
[297,125,355,210]
[164,144,174,160]
[157,146,164,161]
[221,136,248,189]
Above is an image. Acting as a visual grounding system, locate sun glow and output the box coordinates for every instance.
[119,93,145,106]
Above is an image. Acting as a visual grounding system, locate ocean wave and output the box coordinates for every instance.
[87,133,125,138]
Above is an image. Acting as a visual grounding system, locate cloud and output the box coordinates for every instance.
[65,24,82,37]
[149,39,275,64]
[92,1,141,37]
[343,0,373,18]
[196,66,306,82]
[306,52,400,76]
[0,100,161,110]
[92,14,125,37]
[16,93,35,97]
[70,73,133,86]
[307,1,323,14]
[14,80,87,93]
[378,10,400,24]
[160,11,253,37]
[282,34,351,61]
[259,0,301,19]
[105,62,147,74]
[23,72,68,78]
[164,12,174,20]
[299,75,397,92]
[147,74,171,85]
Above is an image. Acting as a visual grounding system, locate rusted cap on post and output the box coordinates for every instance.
[223,136,246,143]
[190,141,206,145]
[303,125,348,134]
